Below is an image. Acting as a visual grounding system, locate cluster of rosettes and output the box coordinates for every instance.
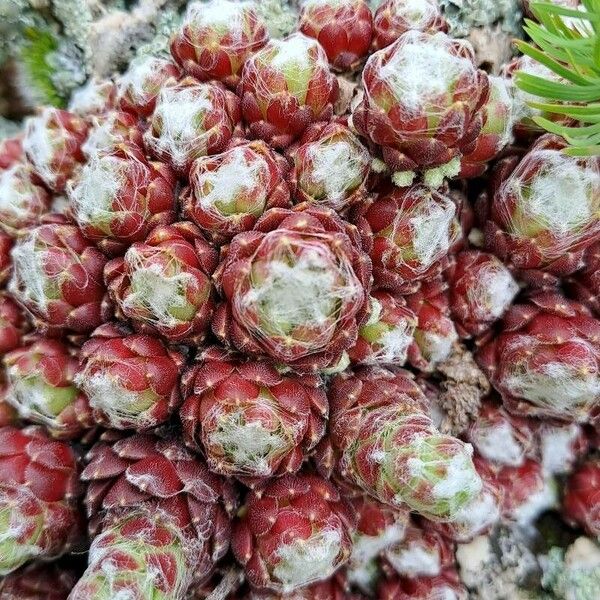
[0,1,599,599]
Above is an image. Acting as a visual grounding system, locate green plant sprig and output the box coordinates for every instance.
[515,0,600,155]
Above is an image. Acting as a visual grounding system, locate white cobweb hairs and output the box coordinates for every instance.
[122,245,197,328]
[235,230,363,358]
[375,31,476,117]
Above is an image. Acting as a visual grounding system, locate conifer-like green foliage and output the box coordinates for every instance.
[516,0,600,155]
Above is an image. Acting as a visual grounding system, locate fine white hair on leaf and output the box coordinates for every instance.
[419,325,459,366]
[122,247,196,328]
[381,0,441,30]
[466,259,519,322]
[375,31,476,116]
[236,231,363,358]
[9,234,51,315]
[146,85,219,170]
[0,165,39,224]
[22,110,60,188]
[193,147,268,215]
[273,527,343,592]
[470,419,525,467]
[386,540,442,577]
[301,136,370,209]
[117,56,174,106]
[205,398,303,476]
[502,337,600,419]
[184,0,254,48]
[539,423,581,475]
[68,79,112,116]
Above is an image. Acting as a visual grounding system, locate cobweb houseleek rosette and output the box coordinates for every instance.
[325,367,483,520]
[212,206,372,373]
[180,346,327,484]
[0,426,83,576]
[232,474,356,593]
[171,0,269,89]
[70,433,236,600]
[514,0,600,156]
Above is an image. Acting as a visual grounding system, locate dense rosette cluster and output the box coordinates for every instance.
[0,426,82,575]
[484,135,600,285]
[9,218,109,333]
[289,121,371,213]
[372,0,448,51]
[81,110,144,158]
[478,293,600,423]
[77,323,183,431]
[144,77,242,174]
[232,474,356,592]
[238,33,339,149]
[68,144,177,255]
[3,338,92,439]
[213,206,371,372]
[181,346,327,483]
[22,108,88,193]
[73,433,236,599]
[352,31,489,187]
[299,0,373,71]
[171,0,269,88]
[327,368,483,519]
[182,140,291,243]
[106,222,217,344]
[356,184,461,294]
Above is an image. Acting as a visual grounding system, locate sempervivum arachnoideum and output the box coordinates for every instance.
[22,108,89,193]
[0,161,50,236]
[298,0,374,71]
[383,520,454,580]
[288,121,371,214]
[0,293,26,356]
[568,241,600,316]
[76,323,184,431]
[9,216,109,334]
[325,367,483,520]
[465,399,538,468]
[212,206,372,373]
[562,458,600,537]
[144,77,242,175]
[71,432,236,600]
[0,425,83,576]
[232,473,356,593]
[405,279,459,373]
[68,143,177,255]
[446,250,519,339]
[3,338,92,439]
[355,184,461,294]
[68,78,117,119]
[171,0,269,89]
[482,134,600,287]
[180,346,327,485]
[348,291,417,367]
[81,110,144,159]
[378,568,467,600]
[372,0,448,51]
[237,32,339,149]
[352,30,489,188]
[477,292,600,423]
[346,495,410,593]
[459,76,514,179]
[181,140,291,244]
[475,456,557,527]
[105,222,217,344]
[117,55,181,117]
